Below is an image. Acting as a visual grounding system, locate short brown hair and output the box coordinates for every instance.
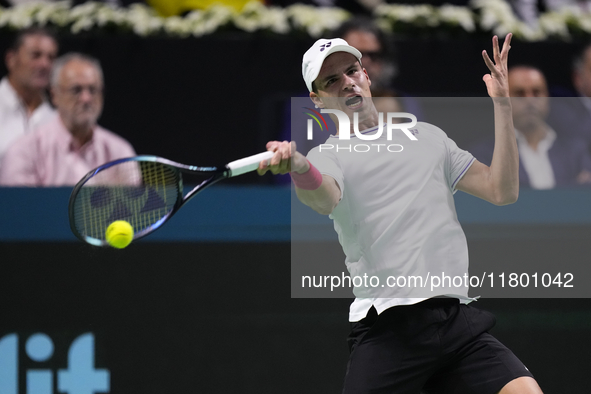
[9,27,58,52]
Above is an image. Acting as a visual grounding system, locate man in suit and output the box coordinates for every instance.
[547,43,591,150]
[472,65,591,188]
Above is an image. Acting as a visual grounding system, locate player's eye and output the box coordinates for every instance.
[349,65,361,74]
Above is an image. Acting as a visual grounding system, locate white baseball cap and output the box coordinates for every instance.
[302,38,362,92]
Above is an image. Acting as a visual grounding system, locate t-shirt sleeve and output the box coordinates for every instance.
[445,136,475,193]
[306,146,344,199]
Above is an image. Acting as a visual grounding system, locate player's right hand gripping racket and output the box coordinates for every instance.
[68,151,274,246]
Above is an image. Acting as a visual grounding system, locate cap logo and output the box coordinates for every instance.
[319,42,332,52]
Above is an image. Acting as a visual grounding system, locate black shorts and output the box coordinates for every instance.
[342,299,534,394]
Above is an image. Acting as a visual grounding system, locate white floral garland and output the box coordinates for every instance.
[377,0,591,41]
[0,0,591,41]
[375,3,476,34]
[0,1,350,38]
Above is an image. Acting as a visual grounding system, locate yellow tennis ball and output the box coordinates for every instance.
[106,220,134,249]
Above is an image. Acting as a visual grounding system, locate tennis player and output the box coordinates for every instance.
[259,34,543,393]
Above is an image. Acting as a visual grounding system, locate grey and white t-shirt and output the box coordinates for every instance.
[307,121,476,322]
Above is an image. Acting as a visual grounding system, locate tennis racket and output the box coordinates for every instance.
[68,151,274,246]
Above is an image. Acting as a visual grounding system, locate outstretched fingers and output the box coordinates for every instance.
[481,33,512,98]
[482,49,496,75]
[482,33,512,77]
[492,35,501,65]
[500,32,512,62]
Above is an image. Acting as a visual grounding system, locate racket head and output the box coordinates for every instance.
[69,156,185,246]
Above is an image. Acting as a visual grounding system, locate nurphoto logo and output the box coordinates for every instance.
[304,108,418,153]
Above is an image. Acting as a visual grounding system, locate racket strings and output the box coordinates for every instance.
[72,161,181,241]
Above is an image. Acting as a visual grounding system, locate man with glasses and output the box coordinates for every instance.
[0,53,136,186]
[333,17,396,93]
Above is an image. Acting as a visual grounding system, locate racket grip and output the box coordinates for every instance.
[227,151,274,177]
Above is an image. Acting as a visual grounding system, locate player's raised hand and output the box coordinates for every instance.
[482,33,512,98]
[257,140,309,175]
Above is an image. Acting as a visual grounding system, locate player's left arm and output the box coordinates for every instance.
[456,33,519,206]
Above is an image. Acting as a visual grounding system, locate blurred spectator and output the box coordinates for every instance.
[0,27,58,166]
[0,53,136,186]
[471,65,591,189]
[547,42,591,149]
[333,17,397,93]
[333,18,424,121]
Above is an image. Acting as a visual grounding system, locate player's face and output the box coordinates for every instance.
[508,68,549,130]
[6,35,57,91]
[310,52,372,119]
[53,60,104,132]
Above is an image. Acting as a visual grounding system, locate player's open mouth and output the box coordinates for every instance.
[346,95,363,109]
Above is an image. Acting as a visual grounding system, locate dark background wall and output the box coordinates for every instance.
[2,241,591,393]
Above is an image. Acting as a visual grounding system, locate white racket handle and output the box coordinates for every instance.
[226,151,274,177]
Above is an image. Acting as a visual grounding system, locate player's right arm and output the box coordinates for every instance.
[258,140,341,215]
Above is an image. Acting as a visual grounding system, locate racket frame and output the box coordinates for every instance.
[68,155,230,246]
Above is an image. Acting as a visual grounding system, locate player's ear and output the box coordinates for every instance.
[364,68,371,88]
[309,92,324,109]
